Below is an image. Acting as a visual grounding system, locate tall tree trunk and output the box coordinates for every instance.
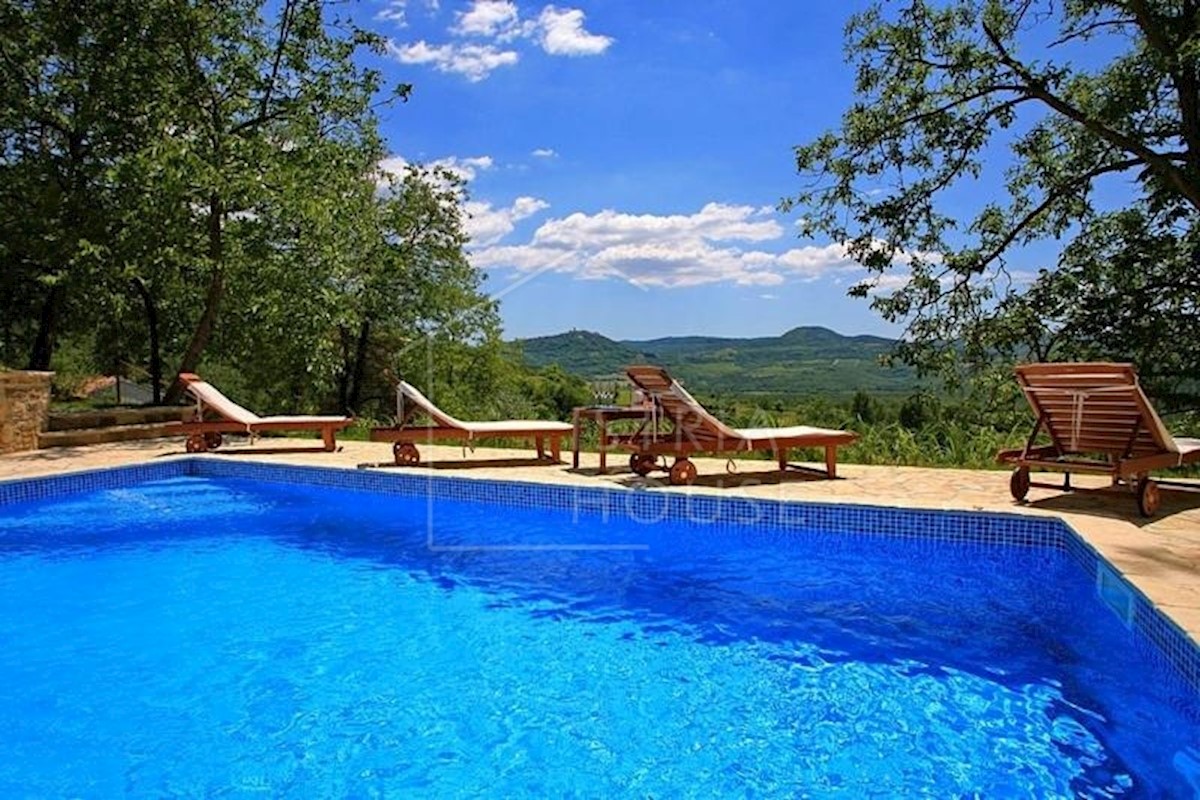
[347,319,371,413]
[165,193,224,402]
[26,283,66,370]
[131,277,163,404]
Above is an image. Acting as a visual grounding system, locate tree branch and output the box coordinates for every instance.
[982,20,1200,210]
[974,156,1144,269]
[1047,16,1134,48]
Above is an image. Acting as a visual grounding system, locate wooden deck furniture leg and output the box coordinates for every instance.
[825,445,837,478]
[598,417,608,474]
[571,409,582,468]
[322,427,336,451]
[536,436,545,459]
[777,450,787,471]
[550,435,561,463]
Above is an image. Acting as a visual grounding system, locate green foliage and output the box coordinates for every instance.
[849,390,878,424]
[2,0,512,421]
[701,390,1027,470]
[788,0,1200,405]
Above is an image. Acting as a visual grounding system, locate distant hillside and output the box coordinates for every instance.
[515,327,920,397]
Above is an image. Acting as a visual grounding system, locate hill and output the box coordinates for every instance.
[515,327,920,397]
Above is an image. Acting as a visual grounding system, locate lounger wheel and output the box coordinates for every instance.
[185,433,209,453]
[1136,477,1160,517]
[1010,467,1031,502]
[204,432,223,450]
[630,453,656,476]
[393,442,420,466]
[668,458,697,486]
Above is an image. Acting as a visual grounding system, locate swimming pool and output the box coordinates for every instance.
[0,461,1197,796]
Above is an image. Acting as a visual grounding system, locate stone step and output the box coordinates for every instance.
[47,406,187,432]
[38,422,182,449]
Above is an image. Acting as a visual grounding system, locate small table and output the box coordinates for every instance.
[572,405,654,473]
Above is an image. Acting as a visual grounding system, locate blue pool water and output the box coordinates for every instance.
[0,476,1197,797]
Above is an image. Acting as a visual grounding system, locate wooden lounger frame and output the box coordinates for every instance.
[369,382,568,465]
[997,362,1200,516]
[613,365,858,485]
[171,373,352,453]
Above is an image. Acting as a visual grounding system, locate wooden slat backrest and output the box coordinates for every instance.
[625,365,741,442]
[1015,363,1178,455]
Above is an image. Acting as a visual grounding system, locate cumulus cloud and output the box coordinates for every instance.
[469,203,868,288]
[452,0,521,37]
[531,147,557,158]
[376,155,411,185]
[535,6,613,56]
[464,196,550,246]
[431,154,494,181]
[375,153,495,190]
[388,2,612,81]
[386,39,518,81]
[376,0,409,25]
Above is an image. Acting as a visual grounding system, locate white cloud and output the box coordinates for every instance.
[429,154,494,181]
[535,6,613,55]
[860,273,914,296]
[469,204,789,287]
[531,147,557,158]
[775,243,862,279]
[375,153,495,192]
[386,39,518,81]
[376,0,408,25]
[377,155,410,185]
[390,3,611,83]
[531,203,783,250]
[453,0,521,37]
[464,196,550,246]
[467,203,933,289]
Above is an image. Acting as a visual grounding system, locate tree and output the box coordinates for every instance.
[0,0,170,370]
[156,0,396,402]
[330,164,496,415]
[850,389,877,423]
[787,0,1200,405]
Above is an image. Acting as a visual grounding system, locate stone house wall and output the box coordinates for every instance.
[0,371,54,454]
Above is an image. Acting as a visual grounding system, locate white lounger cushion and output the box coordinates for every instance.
[398,381,570,433]
[186,380,346,426]
[734,426,849,440]
[1174,438,1200,458]
[453,420,572,433]
[186,380,262,425]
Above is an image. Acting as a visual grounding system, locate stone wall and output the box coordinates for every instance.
[0,371,54,454]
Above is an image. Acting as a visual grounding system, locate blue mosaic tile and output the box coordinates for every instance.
[1,456,1197,696]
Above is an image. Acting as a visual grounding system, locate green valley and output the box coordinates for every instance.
[515,327,920,397]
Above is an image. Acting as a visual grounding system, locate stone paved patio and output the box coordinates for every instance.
[3,436,1199,644]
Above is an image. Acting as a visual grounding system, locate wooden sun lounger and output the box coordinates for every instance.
[369,381,572,465]
[997,362,1200,516]
[610,365,859,485]
[171,373,352,452]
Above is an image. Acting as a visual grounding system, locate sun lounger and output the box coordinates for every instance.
[172,373,352,452]
[369,381,572,465]
[610,365,858,485]
[997,362,1200,516]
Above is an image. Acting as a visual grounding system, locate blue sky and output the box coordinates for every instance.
[357,0,946,341]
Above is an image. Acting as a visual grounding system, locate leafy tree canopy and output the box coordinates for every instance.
[0,0,510,419]
[787,0,1200,407]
